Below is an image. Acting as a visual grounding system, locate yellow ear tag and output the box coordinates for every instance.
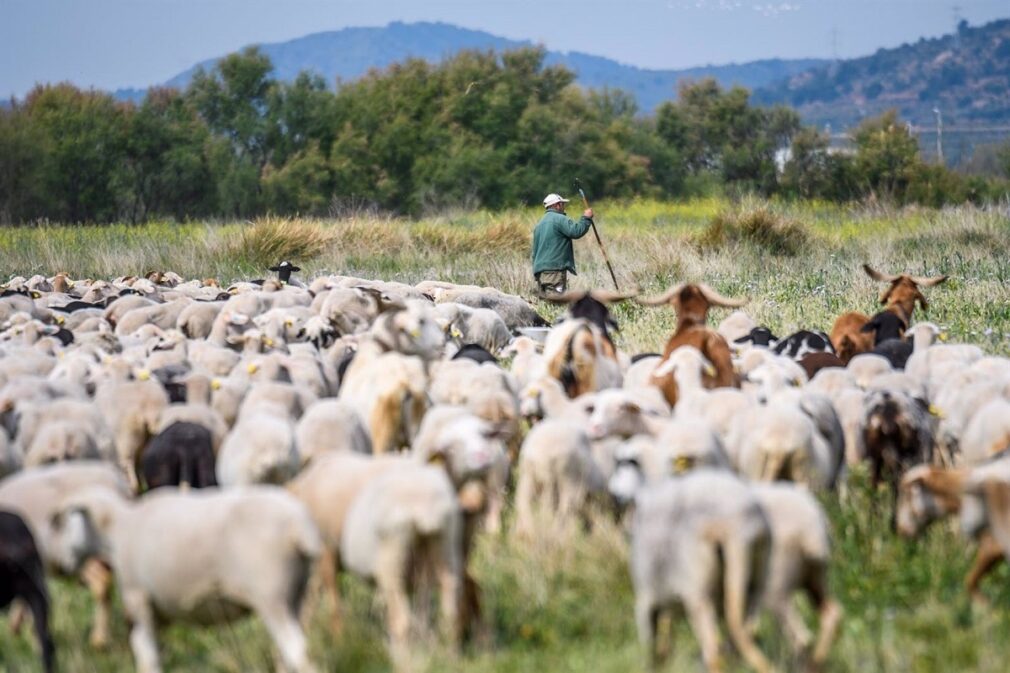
[246,363,259,374]
[409,328,421,338]
[673,455,694,474]
[427,453,447,467]
[55,315,65,325]
[928,405,945,419]
[704,364,717,377]
[263,337,274,347]
[284,318,294,328]
[450,327,463,339]
[136,369,151,381]
[210,378,222,391]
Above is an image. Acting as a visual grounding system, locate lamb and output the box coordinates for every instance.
[0,462,131,647]
[584,387,671,440]
[426,285,549,329]
[295,399,373,464]
[630,470,773,673]
[175,300,224,339]
[49,486,321,673]
[636,283,746,406]
[0,509,55,673]
[140,421,217,490]
[846,353,894,388]
[114,297,191,337]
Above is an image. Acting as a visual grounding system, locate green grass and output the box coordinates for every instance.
[2,198,1010,672]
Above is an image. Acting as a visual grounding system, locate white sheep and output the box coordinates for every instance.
[94,379,170,489]
[630,470,773,673]
[0,462,131,647]
[49,485,321,673]
[295,399,372,463]
[216,411,300,486]
[500,336,545,389]
[340,465,464,665]
[513,418,605,536]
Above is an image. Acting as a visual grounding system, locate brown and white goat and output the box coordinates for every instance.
[830,265,947,364]
[896,464,1010,603]
[540,290,637,397]
[637,283,746,407]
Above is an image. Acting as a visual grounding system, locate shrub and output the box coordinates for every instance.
[229,216,336,267]
[697,202,811,256]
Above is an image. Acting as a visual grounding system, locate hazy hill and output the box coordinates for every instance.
[754,19,1010,128]
[115,21,826,113]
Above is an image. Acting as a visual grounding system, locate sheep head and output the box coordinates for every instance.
[636,283,747,324]
[863,264,947,324]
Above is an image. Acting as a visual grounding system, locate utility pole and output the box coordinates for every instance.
[932,108,944,164]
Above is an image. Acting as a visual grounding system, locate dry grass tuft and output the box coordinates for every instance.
[697,202,811,256]
[229,216,338,267]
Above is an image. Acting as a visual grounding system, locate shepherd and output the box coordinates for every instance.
[532,193,594,295]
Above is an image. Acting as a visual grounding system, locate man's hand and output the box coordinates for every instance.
[584,208,594,219]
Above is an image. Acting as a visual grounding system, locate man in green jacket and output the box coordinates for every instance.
[531,193,594,294]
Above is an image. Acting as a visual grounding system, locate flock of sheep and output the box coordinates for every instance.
[0,261,1009,673]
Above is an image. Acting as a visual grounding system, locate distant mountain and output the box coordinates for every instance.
[754,18,1010,129]
[114,21,827,113]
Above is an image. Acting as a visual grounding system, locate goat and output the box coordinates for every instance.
[636,283,746,406]
[831,264,946,363]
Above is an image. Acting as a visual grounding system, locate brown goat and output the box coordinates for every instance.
[637,283,746,407]
[896,465,1010,602]
[830,265,947,363]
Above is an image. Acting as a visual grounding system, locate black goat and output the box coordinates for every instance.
[141,421,218,491]
[733,327,778,348]
[862,311,907,344]
[0,510,55,673]
[540,289,637,346]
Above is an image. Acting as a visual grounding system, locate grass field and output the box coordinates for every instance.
[2,198,1010,672]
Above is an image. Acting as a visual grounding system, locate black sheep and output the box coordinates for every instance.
[0,510,55,673]
[452,343,499,365]
[141,421,217,491]
[733,327,778,348]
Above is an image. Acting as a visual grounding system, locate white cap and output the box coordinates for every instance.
[543,193,570,208]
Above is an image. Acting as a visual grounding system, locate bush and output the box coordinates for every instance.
[230,216,336,267]
[697,202,811,256]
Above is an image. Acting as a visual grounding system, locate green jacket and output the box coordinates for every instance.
[531,210,592,276]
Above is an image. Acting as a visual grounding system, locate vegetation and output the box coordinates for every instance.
[2,199,1010,671]
[755,18,1010,129]
[3,46,1008,225]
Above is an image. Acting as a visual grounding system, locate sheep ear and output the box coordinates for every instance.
[427,451,448,467]
[482,422,512,441]
[622,401,642,415]
[733,333,753,344]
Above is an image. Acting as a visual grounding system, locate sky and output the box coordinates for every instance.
[2,0,1008,99]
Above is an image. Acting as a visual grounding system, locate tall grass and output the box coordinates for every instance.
[2,198,1010,671]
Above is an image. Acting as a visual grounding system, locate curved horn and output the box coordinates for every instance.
[589,287,640,304]
[863,264,900,283]
[909,274,948,287]
[698,283,748,308]
[634,284,685,307]
[535,290,588,305]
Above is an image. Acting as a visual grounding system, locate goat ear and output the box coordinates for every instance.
[915,291,928,312]
[860,319,878,333]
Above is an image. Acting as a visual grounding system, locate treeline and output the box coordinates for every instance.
[1,46,1007,224]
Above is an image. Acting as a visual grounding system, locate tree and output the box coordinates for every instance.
[119,88,215,222]
[0,103,47,223]
[853,110,921,201]
[24,84,127,222]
